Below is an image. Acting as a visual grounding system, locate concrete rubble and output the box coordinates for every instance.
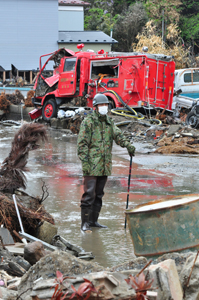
[0,238,198,299]
[149,259,183,300]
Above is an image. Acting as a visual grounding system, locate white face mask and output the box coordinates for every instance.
[98,106,108,115]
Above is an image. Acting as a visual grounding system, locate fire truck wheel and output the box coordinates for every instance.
[108,99,115,110]
[42,99,57,122]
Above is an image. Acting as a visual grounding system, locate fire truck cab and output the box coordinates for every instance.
[33,46,175,121]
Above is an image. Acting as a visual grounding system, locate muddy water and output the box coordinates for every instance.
[1,125,199,268]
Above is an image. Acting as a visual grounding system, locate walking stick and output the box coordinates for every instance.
[124,155,133,229]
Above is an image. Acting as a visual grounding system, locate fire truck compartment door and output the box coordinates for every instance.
[124,79,134,91]
[58,58,77,96]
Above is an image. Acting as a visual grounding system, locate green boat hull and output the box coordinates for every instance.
[125,194,199,257]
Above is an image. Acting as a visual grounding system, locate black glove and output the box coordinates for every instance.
[127,144,135,157]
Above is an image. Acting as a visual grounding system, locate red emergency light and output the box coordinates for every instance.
[77,44,84,50]
[97,49,104,54]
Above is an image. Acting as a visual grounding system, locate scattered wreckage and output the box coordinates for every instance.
[1,113,199,300]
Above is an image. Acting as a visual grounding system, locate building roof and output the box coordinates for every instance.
[58,31,118,44]
[58,0,90,6]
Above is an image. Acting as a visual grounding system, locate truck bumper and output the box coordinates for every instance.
[29,108,42,120]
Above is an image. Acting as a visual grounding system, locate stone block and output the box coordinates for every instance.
[60,118,69,129]
[0,286,18,300]
[24,241,47,265]
[147,291,158,299]
[167,125,182,137]
[0,227,14,245]
[9,104,21,113]
[180,253,199,300]
[149,259,183,300]
[37,221,58,244]
[50,118,60,129]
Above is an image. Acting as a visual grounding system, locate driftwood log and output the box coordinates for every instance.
[0,124,54,239]
[0,123,48,193]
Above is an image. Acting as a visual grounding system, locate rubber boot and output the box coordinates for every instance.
[81,208,92,232]
[89,211,107,228]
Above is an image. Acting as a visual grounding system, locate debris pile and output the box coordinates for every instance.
[0,89,34,112]
[0,92,10,113]
[5,90,24,105]
[0,243,198,300]
[0,76,30,87]
[23,90,34,107]
[71,96,87,107]
[50,107,93,134]
[155,125,199,154]
[110,115,199,155]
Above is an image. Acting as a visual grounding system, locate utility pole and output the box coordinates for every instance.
[110,28,113,51]
[162,9,164,46]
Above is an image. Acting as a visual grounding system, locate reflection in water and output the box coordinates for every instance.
[1,126,199,267]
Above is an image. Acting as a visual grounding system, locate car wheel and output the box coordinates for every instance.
[186,111,199,128]
[42,99,57,122]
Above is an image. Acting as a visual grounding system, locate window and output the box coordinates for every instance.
[64,58,77,72]
[91,59,119,79]
[193,72,199,82]
[184,73,191,83]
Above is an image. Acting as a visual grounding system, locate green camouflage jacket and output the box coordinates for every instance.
[77,110,133,176]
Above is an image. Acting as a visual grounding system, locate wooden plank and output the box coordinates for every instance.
[0,227,15,245]
[5,244,24,255]
[30,71,33,84]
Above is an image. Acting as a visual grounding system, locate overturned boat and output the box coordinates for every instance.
[126,194,199,257]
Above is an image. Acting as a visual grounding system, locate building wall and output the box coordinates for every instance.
[0,0,58,71]
[59,6,84,31]
[58,43,112,53]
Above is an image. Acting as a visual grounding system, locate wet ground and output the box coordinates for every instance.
[1,125,199,268]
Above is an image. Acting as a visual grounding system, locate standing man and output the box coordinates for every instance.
[77,93,135,232]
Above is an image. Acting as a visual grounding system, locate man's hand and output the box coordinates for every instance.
[127,144,135,157]
[82,161,90,175]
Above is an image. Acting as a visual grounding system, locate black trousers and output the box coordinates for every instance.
[80,176,108,213]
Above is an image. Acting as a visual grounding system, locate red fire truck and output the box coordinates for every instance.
[32,45,175,121]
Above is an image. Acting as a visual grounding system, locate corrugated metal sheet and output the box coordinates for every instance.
[58,31,118,44]
[58,0,90,6]
[0,0,58,70]
[58,43,112,53]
